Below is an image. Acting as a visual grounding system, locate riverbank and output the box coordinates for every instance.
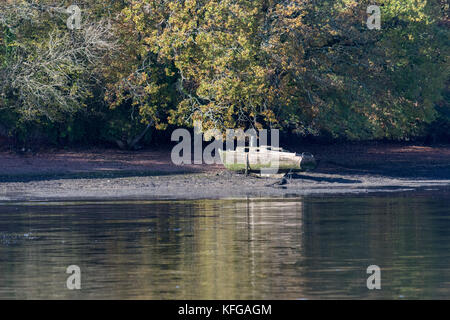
[1,143,449,201]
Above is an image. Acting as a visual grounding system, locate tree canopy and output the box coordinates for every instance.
[0,0,448,147]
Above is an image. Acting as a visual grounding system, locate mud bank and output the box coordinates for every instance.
[1,143,449,201]
[1,171,450,202]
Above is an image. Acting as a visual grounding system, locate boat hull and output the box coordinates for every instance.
[218,148,316,173]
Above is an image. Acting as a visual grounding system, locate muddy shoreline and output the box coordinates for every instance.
[2,171,450,202]
[1,143,449,201]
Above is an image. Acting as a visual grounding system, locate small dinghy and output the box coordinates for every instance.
[218,146,317,173]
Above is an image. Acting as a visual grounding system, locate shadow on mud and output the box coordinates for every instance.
[289,173,362,184]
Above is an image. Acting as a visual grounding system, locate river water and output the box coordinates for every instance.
[1,192,449,299]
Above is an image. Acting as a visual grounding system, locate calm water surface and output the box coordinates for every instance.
[1,192,449,299]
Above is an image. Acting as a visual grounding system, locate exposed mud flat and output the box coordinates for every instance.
[1,143,449,201]
[1,170,450,202]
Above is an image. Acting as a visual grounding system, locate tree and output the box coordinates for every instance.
[123,0,448,140]
[0,1,117,122]
[1,0,448,146]
[104,1,179,149]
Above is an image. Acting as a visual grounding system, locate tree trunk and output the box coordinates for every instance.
[113,121,154,150]
[127,120,153,150]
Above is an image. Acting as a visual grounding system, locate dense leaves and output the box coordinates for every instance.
[0,0,448,148]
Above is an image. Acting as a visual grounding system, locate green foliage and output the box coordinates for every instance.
[122,0,448,140]
[0,0,449,148]
[426,81,450,142]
